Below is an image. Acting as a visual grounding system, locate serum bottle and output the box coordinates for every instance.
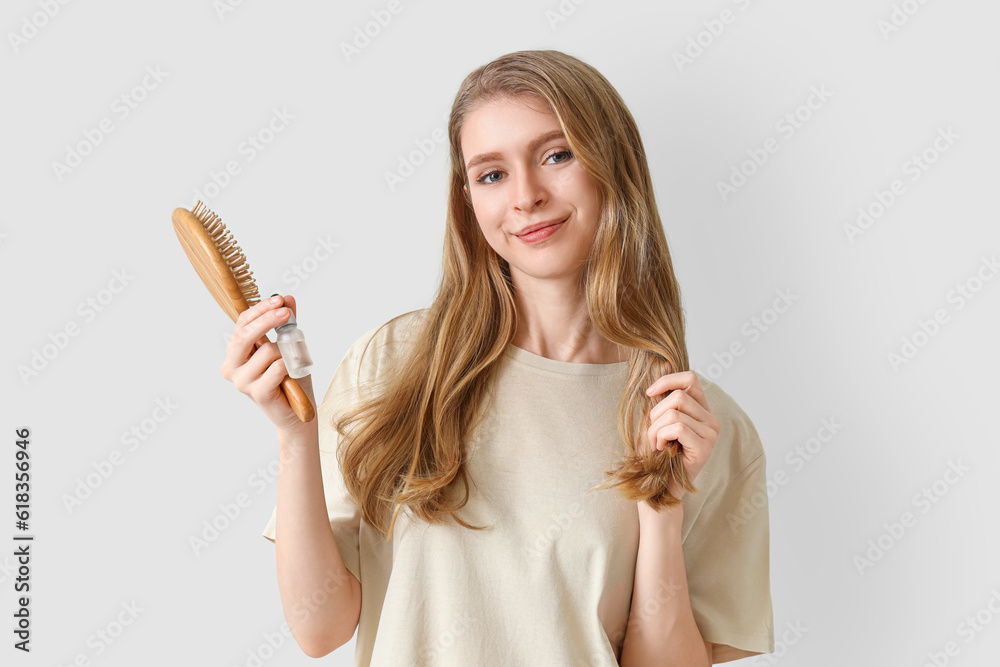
[275,308,314,379]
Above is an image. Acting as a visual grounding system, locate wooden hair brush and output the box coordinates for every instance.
[172,200,315,422]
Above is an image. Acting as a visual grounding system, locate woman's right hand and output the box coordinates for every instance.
[220,294,317,434]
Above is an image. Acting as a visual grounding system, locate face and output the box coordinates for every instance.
[460,94,602,287]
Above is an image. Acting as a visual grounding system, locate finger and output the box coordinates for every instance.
[255,355,292,405]
[222,307,281,376]
[233,306,291,355]
[231,341,283,393]
[649,388,716,427]
[646,410,713,449]
[237,294,286,328]
[266,293,298,316]
[223,296,292,380]
[645,370,709,411]
[648,418,704,455]
[229,297,288,359]
[645,419,693,455]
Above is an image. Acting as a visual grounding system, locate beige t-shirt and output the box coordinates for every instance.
[262,308,774,665]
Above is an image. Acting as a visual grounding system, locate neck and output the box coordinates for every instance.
[510,272,625,364]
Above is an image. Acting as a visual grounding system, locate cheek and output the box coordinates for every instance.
[469,202,503,251]
[556,168,599,209]
[470,194,504,232]
[573,180,602,222]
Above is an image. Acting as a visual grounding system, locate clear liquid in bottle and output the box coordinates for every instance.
[275,310,314,378]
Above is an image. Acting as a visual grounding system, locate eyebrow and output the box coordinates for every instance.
[464,129,567,173]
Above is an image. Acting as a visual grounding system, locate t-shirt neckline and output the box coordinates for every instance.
[503,343,629,376]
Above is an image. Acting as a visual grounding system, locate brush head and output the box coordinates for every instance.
[172,201,261,322]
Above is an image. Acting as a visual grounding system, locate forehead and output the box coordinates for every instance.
[460,94,559,152]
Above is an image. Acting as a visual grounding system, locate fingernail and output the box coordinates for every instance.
[269,295,282,305]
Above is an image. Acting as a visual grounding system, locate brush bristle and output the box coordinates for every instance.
[191,200,261,308]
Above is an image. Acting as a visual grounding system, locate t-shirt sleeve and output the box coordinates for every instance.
[260,324,383,586]
[681,402,775,663]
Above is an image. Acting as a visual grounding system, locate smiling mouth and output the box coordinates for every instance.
[515,217,568,237]
[514,217,567,244]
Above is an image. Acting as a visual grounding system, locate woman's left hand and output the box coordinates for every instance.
[641,371,721,503]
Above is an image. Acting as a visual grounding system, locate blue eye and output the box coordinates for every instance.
[473,150,573,186]
[476,169,503,185]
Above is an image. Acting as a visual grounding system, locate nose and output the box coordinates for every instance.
[510,167,547,212]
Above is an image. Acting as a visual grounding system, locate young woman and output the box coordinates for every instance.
[223,50,774,666]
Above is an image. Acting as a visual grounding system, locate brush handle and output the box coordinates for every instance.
[253,334,315,422]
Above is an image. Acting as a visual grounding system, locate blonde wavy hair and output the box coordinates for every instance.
[337,49,693,538]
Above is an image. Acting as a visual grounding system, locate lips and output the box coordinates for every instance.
[516,216,567,237]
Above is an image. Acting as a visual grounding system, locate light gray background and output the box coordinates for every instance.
[2,1,998,665]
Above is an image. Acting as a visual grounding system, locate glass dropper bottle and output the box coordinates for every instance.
[274,305,314,379]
